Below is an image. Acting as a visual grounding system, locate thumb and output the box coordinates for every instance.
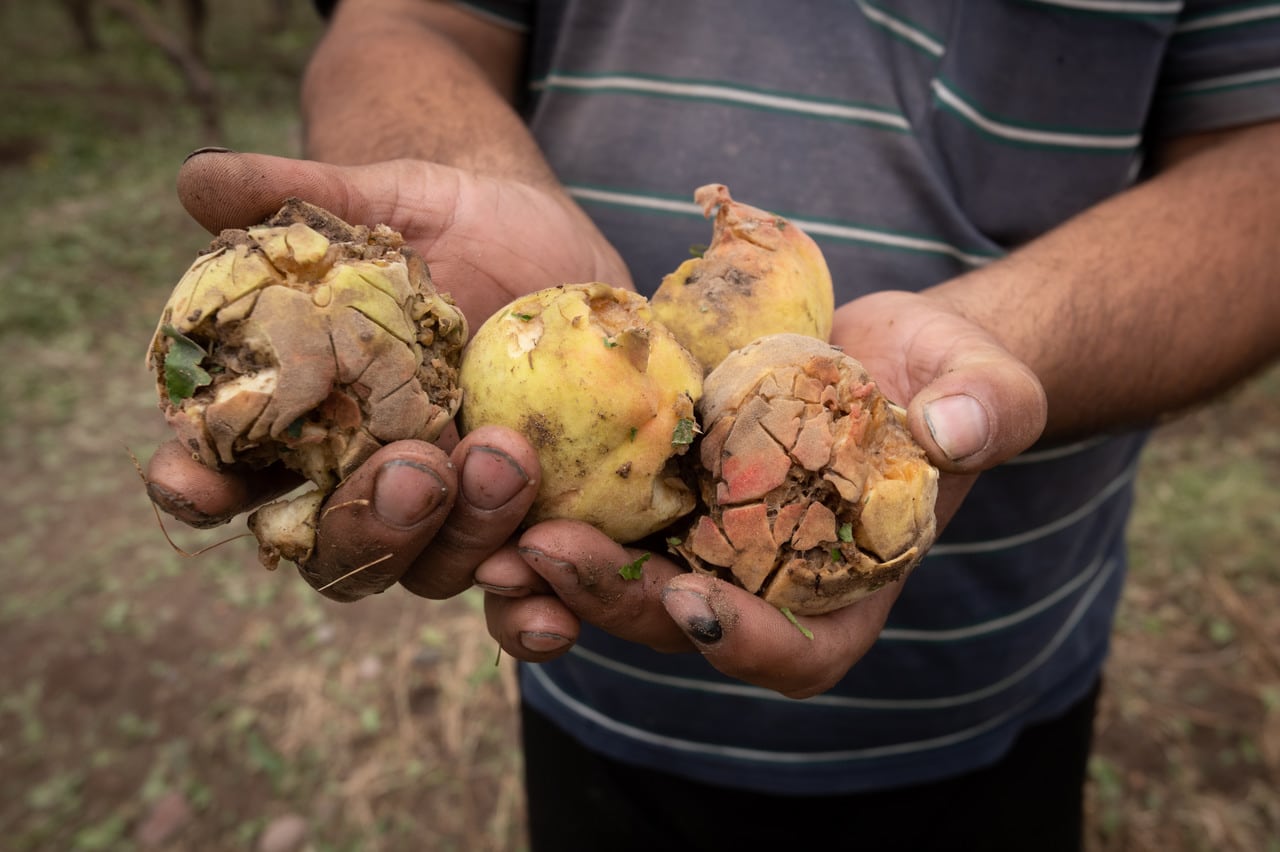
[175,149,457,236]
[905,331,1047,475]
[833,291,1047,475]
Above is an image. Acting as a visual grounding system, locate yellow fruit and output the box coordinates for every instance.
[651,184,834,371]
[148,199,467,599]
[458,283,704,542]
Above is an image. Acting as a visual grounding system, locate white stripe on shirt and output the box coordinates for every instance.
[932,80,1143,150]
[566,185,996,267]
[559,555,1119,713]
[538,73,911,130]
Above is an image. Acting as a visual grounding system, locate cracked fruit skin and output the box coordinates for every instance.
[148,199,467,600]
[458,283,704,542]
[651,184,834,372]
[673,333,939,615]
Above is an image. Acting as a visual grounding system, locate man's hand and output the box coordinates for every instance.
[146,149,624,599]
[173,149,632,327]
[480,291,1047,697]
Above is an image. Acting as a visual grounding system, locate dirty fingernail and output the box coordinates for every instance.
[144,482,229,529]
[183,145,234,163]
[518,547,579,587]
[463,446,530,510]
[924,394,990,461]
[519,631,572,654]
[373,460,447,528]
[662,587,722,644]
[475,581,531,598]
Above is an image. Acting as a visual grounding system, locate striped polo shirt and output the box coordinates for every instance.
[449,0,1280,793]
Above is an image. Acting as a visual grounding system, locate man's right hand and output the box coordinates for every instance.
[146,148,624,599]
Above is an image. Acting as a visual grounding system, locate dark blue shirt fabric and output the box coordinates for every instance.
[448,0,1280,794]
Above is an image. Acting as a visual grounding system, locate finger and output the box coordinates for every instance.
[398,426,541,599]
[177,149,445,236]
[517,520,694,655]
[473,544,554,598]
[174,150,512,324]
[304,440,458,601]
[484,581,580,662]
[833,292,1047,474]
[144,439,300,528]
[660,572,902,699]
[908,341,1046,473]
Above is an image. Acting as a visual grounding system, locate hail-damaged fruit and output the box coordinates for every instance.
[457,283,704,542]
[651,184,834,372]
[148,199,467,600]
[672,333,939,616]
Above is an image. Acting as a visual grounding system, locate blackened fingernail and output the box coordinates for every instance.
[462,446,530,510]
[662,587,722,644]
[519,631,572,653]
[373,460,447,528]
[518,547,579,587]
[183,145,234,163]
[144,482,230,529]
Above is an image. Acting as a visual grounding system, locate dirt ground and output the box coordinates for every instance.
[3,330,1276,852]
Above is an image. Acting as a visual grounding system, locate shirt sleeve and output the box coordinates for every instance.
[450,0,532,31]
[1152,1,1280,136]
[311,0,531,30]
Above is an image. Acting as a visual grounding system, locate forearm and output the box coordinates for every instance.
[302,0,557,186]
[930,119,1280,441]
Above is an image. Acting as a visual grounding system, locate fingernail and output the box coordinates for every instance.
[462,446,530,510]
[662,587,722,644]
[144,482,229,529]
[373,460,447,528]
[519,631,572,653]
[924,394,990,461]
[183,145,234,163]
[475,581,531,598]
[518,547,579,587]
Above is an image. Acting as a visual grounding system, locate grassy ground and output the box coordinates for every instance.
[0,3,1276,850]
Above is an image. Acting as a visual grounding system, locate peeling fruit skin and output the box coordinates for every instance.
[674,333,939,615]
[148,199,467,599]
[651,184,835,372]
[458,283,705,543]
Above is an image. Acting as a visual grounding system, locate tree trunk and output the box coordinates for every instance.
[100,0,222,142]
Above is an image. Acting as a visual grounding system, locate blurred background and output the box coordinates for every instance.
[0,2,1275,850]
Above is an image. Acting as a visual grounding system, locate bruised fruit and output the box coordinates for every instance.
[672,333,938,615]
[651,184,834,371]
[457,283,704,542]
[148,199,467,599]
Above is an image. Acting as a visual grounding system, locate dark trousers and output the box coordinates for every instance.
[522,680,1100,852]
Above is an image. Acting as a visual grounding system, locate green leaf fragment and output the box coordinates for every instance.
[510,311,534,321]
[671,418,697,446]
[603,336,618,348]
[160,324,213,405]
[617,552,650,580]
[688,243,708,258]
[780,607,814,640]
[629,426,638,442]
[665,537,683,547]
[830,547,844,562]
[838,523,853,543]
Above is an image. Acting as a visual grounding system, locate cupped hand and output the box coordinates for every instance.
[481,290,1048,697]
[173,149,632,326]
[147,149,622,598]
